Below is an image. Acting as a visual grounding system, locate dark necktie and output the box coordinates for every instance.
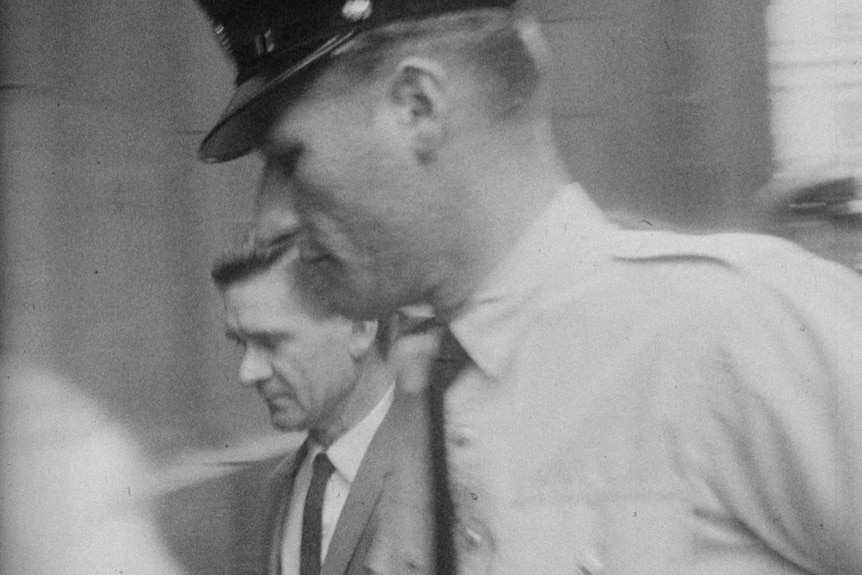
[427,327,470,575]
[300,452,335,575]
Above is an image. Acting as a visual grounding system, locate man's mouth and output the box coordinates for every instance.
[262,392,294,407]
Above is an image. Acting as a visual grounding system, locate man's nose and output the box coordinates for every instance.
[238,346,273,388]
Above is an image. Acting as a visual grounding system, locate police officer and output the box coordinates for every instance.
[194,1,862,573]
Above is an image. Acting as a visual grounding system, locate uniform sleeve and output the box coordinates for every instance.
[685,270,862,574]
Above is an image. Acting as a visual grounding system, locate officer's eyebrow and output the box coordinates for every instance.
[224,330,244,345]
[260,143,305,183]
[225,328,293,346]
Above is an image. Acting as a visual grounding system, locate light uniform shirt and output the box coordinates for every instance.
[281,386,394,575]
[442,184,862,574]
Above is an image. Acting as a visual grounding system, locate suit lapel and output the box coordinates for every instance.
[320,404,399,575]
[264,440,309,575]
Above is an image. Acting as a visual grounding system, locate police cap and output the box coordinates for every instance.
[197,0,518,163]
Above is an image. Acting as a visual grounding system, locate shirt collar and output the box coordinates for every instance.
[449,184,615,379]
[312,385,394,484]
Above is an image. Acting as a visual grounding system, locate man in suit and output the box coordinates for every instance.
[212,234,430,575]
[194,1,862,573]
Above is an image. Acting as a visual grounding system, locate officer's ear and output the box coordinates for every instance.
[386,57,448,162]
[348,320,379,359]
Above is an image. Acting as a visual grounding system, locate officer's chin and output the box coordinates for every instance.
[269,412,303,433]
[294,255,411,319]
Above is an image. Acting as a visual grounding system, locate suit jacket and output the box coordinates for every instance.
[254,389,432,575]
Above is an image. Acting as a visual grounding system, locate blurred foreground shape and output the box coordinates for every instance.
[758,172,862,272]
[0,357,188,575]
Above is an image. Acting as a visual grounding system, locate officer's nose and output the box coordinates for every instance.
[255,163,303,244]
[257,146,303,203]
[238,346,273,388]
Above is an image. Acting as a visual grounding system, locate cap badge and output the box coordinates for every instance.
[342,0,372,22]
[213,23,232,53]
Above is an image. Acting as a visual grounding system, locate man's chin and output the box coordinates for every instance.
[267,406,304,432]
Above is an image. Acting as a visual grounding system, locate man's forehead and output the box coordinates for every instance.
[223,267,284,303]
[223,270,301,327]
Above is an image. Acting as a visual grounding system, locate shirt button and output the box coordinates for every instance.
[462,525,483,549]
[454,519,494,573]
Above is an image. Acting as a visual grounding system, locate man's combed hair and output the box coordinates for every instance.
[211,231,340,318]
[210,232,296,290]
[336,9,547,121]
[211,232,396,356]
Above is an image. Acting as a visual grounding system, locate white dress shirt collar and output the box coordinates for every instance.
[310,385,395,483]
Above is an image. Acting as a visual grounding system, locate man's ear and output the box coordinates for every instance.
[386,57,448,162]
[348,320,379,359]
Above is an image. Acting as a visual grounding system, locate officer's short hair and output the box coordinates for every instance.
[332,10,546,121]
